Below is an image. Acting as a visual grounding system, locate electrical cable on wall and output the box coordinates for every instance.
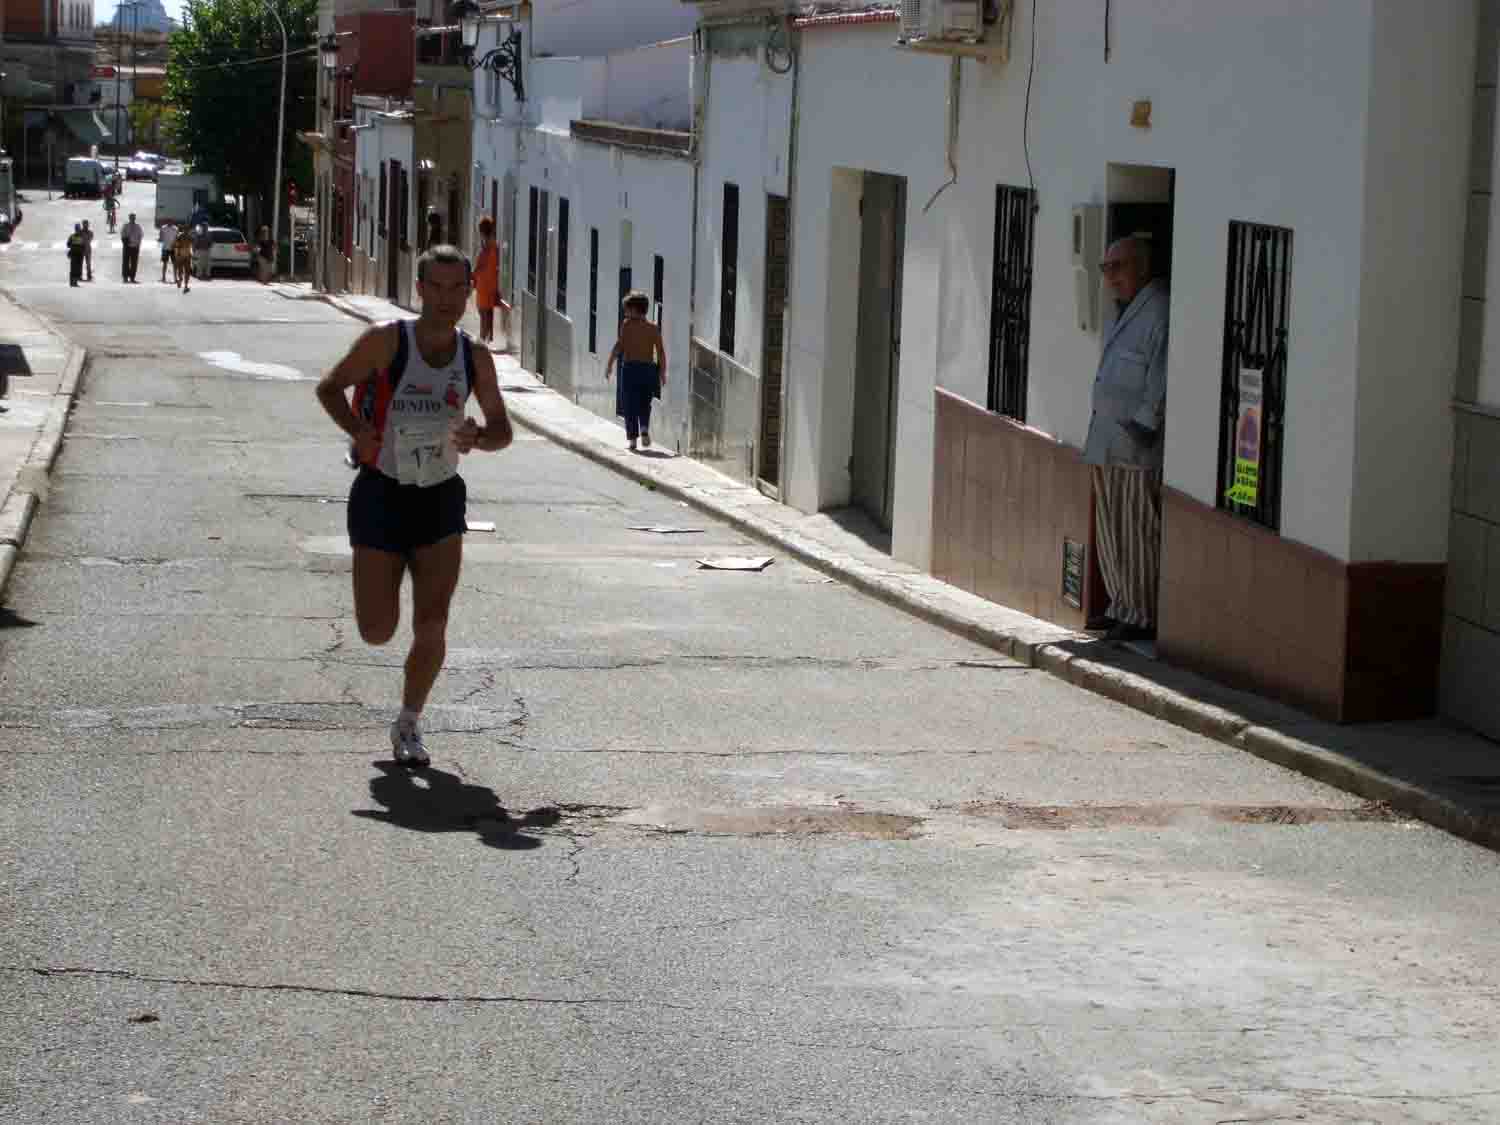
[1024,0,1038,211]
[922,56,961,214]
[765,16,793,75]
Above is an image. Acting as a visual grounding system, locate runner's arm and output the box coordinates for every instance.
[315,324,398,439]
[468,346,513,453]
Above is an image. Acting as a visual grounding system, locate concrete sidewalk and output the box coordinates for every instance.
[0,292,85,612]
[12,280,1499,852]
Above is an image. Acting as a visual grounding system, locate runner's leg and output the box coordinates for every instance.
[352,546,406,646]
[401,533,462,711]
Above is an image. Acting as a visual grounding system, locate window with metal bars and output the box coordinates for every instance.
[720,183,739,354]
[588,227,599,353]
[378,162,387,236]
[1218,221,1293,531]
[986,184,1036,420]
[653,254,664,331]
[398,165,409,249]
[557,197,569,313]
[527,186,538,293]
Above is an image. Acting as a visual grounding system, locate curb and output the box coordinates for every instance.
[0,341,87,603]
[316,293,1500,854]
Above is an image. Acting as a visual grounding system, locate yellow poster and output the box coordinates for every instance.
[1225,368,1263,507]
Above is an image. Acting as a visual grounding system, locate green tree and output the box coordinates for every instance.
[164,0,317,213]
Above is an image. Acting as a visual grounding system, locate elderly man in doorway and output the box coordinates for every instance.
[1083,235,1169,643]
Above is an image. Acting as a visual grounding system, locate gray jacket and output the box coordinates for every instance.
[1082,278,1170,469]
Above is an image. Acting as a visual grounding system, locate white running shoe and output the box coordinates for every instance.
[390,718,430,768]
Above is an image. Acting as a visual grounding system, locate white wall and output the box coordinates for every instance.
[583,38,693,132]
[782,23,949,563]
[530,57,585,134]
[694,51,794,374]
[530,0,697,60]
[1349,1,1475,561]
[472,117,695,446]
[786,1,1474,568]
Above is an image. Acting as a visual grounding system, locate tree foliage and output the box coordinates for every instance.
[164,0,317,201]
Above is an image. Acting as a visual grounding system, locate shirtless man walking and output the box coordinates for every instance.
[316,245,513,766]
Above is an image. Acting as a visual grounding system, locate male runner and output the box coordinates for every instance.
[315,245,513,767]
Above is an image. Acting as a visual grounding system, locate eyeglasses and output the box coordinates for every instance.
[1099,259,1129,274]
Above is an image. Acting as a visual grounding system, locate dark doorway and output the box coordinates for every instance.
[850,172,906,532]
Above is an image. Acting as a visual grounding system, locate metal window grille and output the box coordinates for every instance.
[986,184,1036,420]
[556,197,569,313]
[377,161,387,236]
[398,165,409,248]
[588,227,599,354]
[653,254,664,332]
[527,186,538,293]
[1217,221,1293,531]
[720,183,739,355]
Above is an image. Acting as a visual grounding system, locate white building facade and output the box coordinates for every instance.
[776,1,1477,725]
[469,4,697,443]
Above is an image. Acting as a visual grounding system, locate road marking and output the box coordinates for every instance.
[197,350,306,380]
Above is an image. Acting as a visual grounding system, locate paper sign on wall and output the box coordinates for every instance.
[1224,368,1263,507]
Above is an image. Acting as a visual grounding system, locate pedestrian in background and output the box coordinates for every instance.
[81,219,94,282]
[192,222,213,281]
[256,225,275,284]
[121,212,144,283]
[66,223,86,287]
[604,291,666,453]
[473,216,499,345]
[173,225,194,292]
[159,220,179,283]
[1082,235,1170,642]
[426,208,443,249]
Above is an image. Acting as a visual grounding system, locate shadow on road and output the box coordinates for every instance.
[0,607,40,629]
[353,761,562,850]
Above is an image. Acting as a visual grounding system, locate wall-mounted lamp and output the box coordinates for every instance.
[449,0,524,101]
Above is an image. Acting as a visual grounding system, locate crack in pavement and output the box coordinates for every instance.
[12,965,702,1009]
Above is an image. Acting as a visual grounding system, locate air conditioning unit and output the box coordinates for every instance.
[901,0,983,43]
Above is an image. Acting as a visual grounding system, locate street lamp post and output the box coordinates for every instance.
[264,0,288,277]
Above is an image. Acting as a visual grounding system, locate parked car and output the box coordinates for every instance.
[134,151,168,168]
[125,160,157,182]
[205,226,253,277]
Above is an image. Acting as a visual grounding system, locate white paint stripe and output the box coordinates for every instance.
[52,241,69,250]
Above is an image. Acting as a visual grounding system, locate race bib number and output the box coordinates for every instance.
[394,421,459,487]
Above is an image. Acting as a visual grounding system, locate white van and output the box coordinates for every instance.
[64,157,107,198]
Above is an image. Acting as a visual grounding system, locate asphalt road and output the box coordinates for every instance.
[3,178,1500,1124]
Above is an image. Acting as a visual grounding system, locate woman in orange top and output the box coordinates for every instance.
[472,215,500,344]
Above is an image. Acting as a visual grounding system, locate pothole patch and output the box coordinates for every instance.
[954,800,1404,830]
[612,804,924,840]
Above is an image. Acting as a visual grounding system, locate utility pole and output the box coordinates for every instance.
[113,5,123,170]
[263,0,288,277]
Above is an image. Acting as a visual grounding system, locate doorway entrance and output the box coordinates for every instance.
[850,172,906,532]
[522,188,551,378]
[758,193,789,495]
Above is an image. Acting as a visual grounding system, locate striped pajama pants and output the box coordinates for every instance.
[1090,465,1162,628]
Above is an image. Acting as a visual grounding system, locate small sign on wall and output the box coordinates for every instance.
[1225,367,1264,508]
[1062,538,1085,610]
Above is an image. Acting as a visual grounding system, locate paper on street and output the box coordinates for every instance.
[629,525,705,534]
[697,556,775,571]
[466,519,496,532]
